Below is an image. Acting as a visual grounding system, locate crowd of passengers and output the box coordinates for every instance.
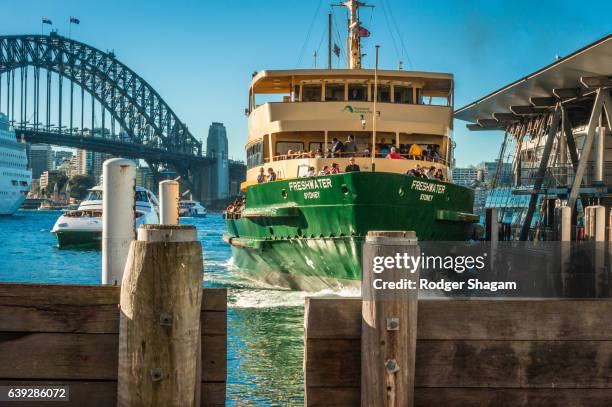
[256,158,445,184]
[278,135,442,161]
[225,196,246,216]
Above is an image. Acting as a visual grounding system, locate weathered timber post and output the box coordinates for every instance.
[117,224,203,406]
[102,158,136,285]
[361,231,419,407]
[159,180,179,225]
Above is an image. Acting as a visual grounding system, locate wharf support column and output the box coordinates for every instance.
[117,224,203,407]
[361,231,419,407]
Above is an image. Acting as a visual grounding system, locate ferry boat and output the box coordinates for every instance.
[0,113,31,215]
[52,185,160,248]
[179,200,207,218]
[224,0,478,289]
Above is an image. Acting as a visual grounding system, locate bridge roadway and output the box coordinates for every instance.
[17,128,213,165]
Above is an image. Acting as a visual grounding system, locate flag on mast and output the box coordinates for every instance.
[358,26,370,37]
[42,17,53,25]
[333,44,341,58]
[70,16,80,24]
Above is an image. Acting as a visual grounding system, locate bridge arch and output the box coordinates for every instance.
[0,33,201,156]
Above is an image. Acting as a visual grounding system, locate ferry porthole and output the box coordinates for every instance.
[281,189,287,199]
[398,187,405,197]
[341,184,349,195]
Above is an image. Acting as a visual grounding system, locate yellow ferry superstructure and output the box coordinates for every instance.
[244,68,455,186]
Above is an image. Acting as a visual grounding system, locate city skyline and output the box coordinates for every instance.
[3,0,611,166]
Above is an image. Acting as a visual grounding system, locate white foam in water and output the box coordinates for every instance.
[203,255,362,308]
[230,285,362,309]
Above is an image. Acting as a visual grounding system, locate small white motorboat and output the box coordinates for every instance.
[51,185,160,248]
[179,200,207,218]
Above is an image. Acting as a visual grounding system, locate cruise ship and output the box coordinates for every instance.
[0,113,31,215]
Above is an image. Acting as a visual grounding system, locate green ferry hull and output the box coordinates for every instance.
[224,172,476,290]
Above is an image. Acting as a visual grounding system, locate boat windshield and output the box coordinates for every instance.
[85,190,149,203]
[85,190,103,201]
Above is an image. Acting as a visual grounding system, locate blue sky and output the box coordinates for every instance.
[3,0,611,166]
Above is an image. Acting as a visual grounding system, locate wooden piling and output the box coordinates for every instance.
[361,231,419,407]
[117,224,203,407]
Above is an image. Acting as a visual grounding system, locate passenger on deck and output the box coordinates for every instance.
[407,164,425,178]
[257,167,266,183]
[431,145,441,160]
[345,157,360,172]
[344,135,357,153]
[435,168,444,181]
[319,165,329,175]
[408,143,423,157]
[315,149,324,158]
[267,168,277,182]
[377,138,390,157]
[286,149,294,159]
[386,147,403,159]
[330,137,344,157]
[426,166,436,179]
[330,163,341,174]
[307,166,315,177]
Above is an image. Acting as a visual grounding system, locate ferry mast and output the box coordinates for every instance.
[341,0,371,69]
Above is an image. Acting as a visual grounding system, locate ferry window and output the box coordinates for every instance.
[247,142,264,169]
[415,88,423,104]
[325,83,345,101]
[136,191,148,202]
[348,84,368,101]
[376,85,391,102]
[309,142,324,152]
[293,85,300,102]
[394,86,413,104]
[302,84,321,102]
[276,141,304,156]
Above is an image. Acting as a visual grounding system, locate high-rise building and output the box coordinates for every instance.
[136,166,156,192]
[27,144,53,179]
[452,166,479,187]
[53,150,73,169]
[477,160,513,185]
[206,122,229,202]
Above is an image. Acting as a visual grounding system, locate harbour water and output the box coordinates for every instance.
[0,211,308,406]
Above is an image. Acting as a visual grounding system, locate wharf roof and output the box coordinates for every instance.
[455,34,612,130]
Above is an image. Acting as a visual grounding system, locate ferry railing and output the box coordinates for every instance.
[264,152,448,166]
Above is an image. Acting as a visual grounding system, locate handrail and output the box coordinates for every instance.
[263,152,448,166]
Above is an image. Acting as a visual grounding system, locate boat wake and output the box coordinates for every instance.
[205,256,361,309]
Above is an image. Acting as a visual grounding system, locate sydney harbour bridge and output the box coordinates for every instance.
[0,33,245,203]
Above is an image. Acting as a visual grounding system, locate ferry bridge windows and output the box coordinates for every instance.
[348,84,368,101]
[246,142,264,169]
[394,85,414,104]
[302,84,321,102]
[325,83,345,101]
[376,85,391,103]
[415,88,423,104]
